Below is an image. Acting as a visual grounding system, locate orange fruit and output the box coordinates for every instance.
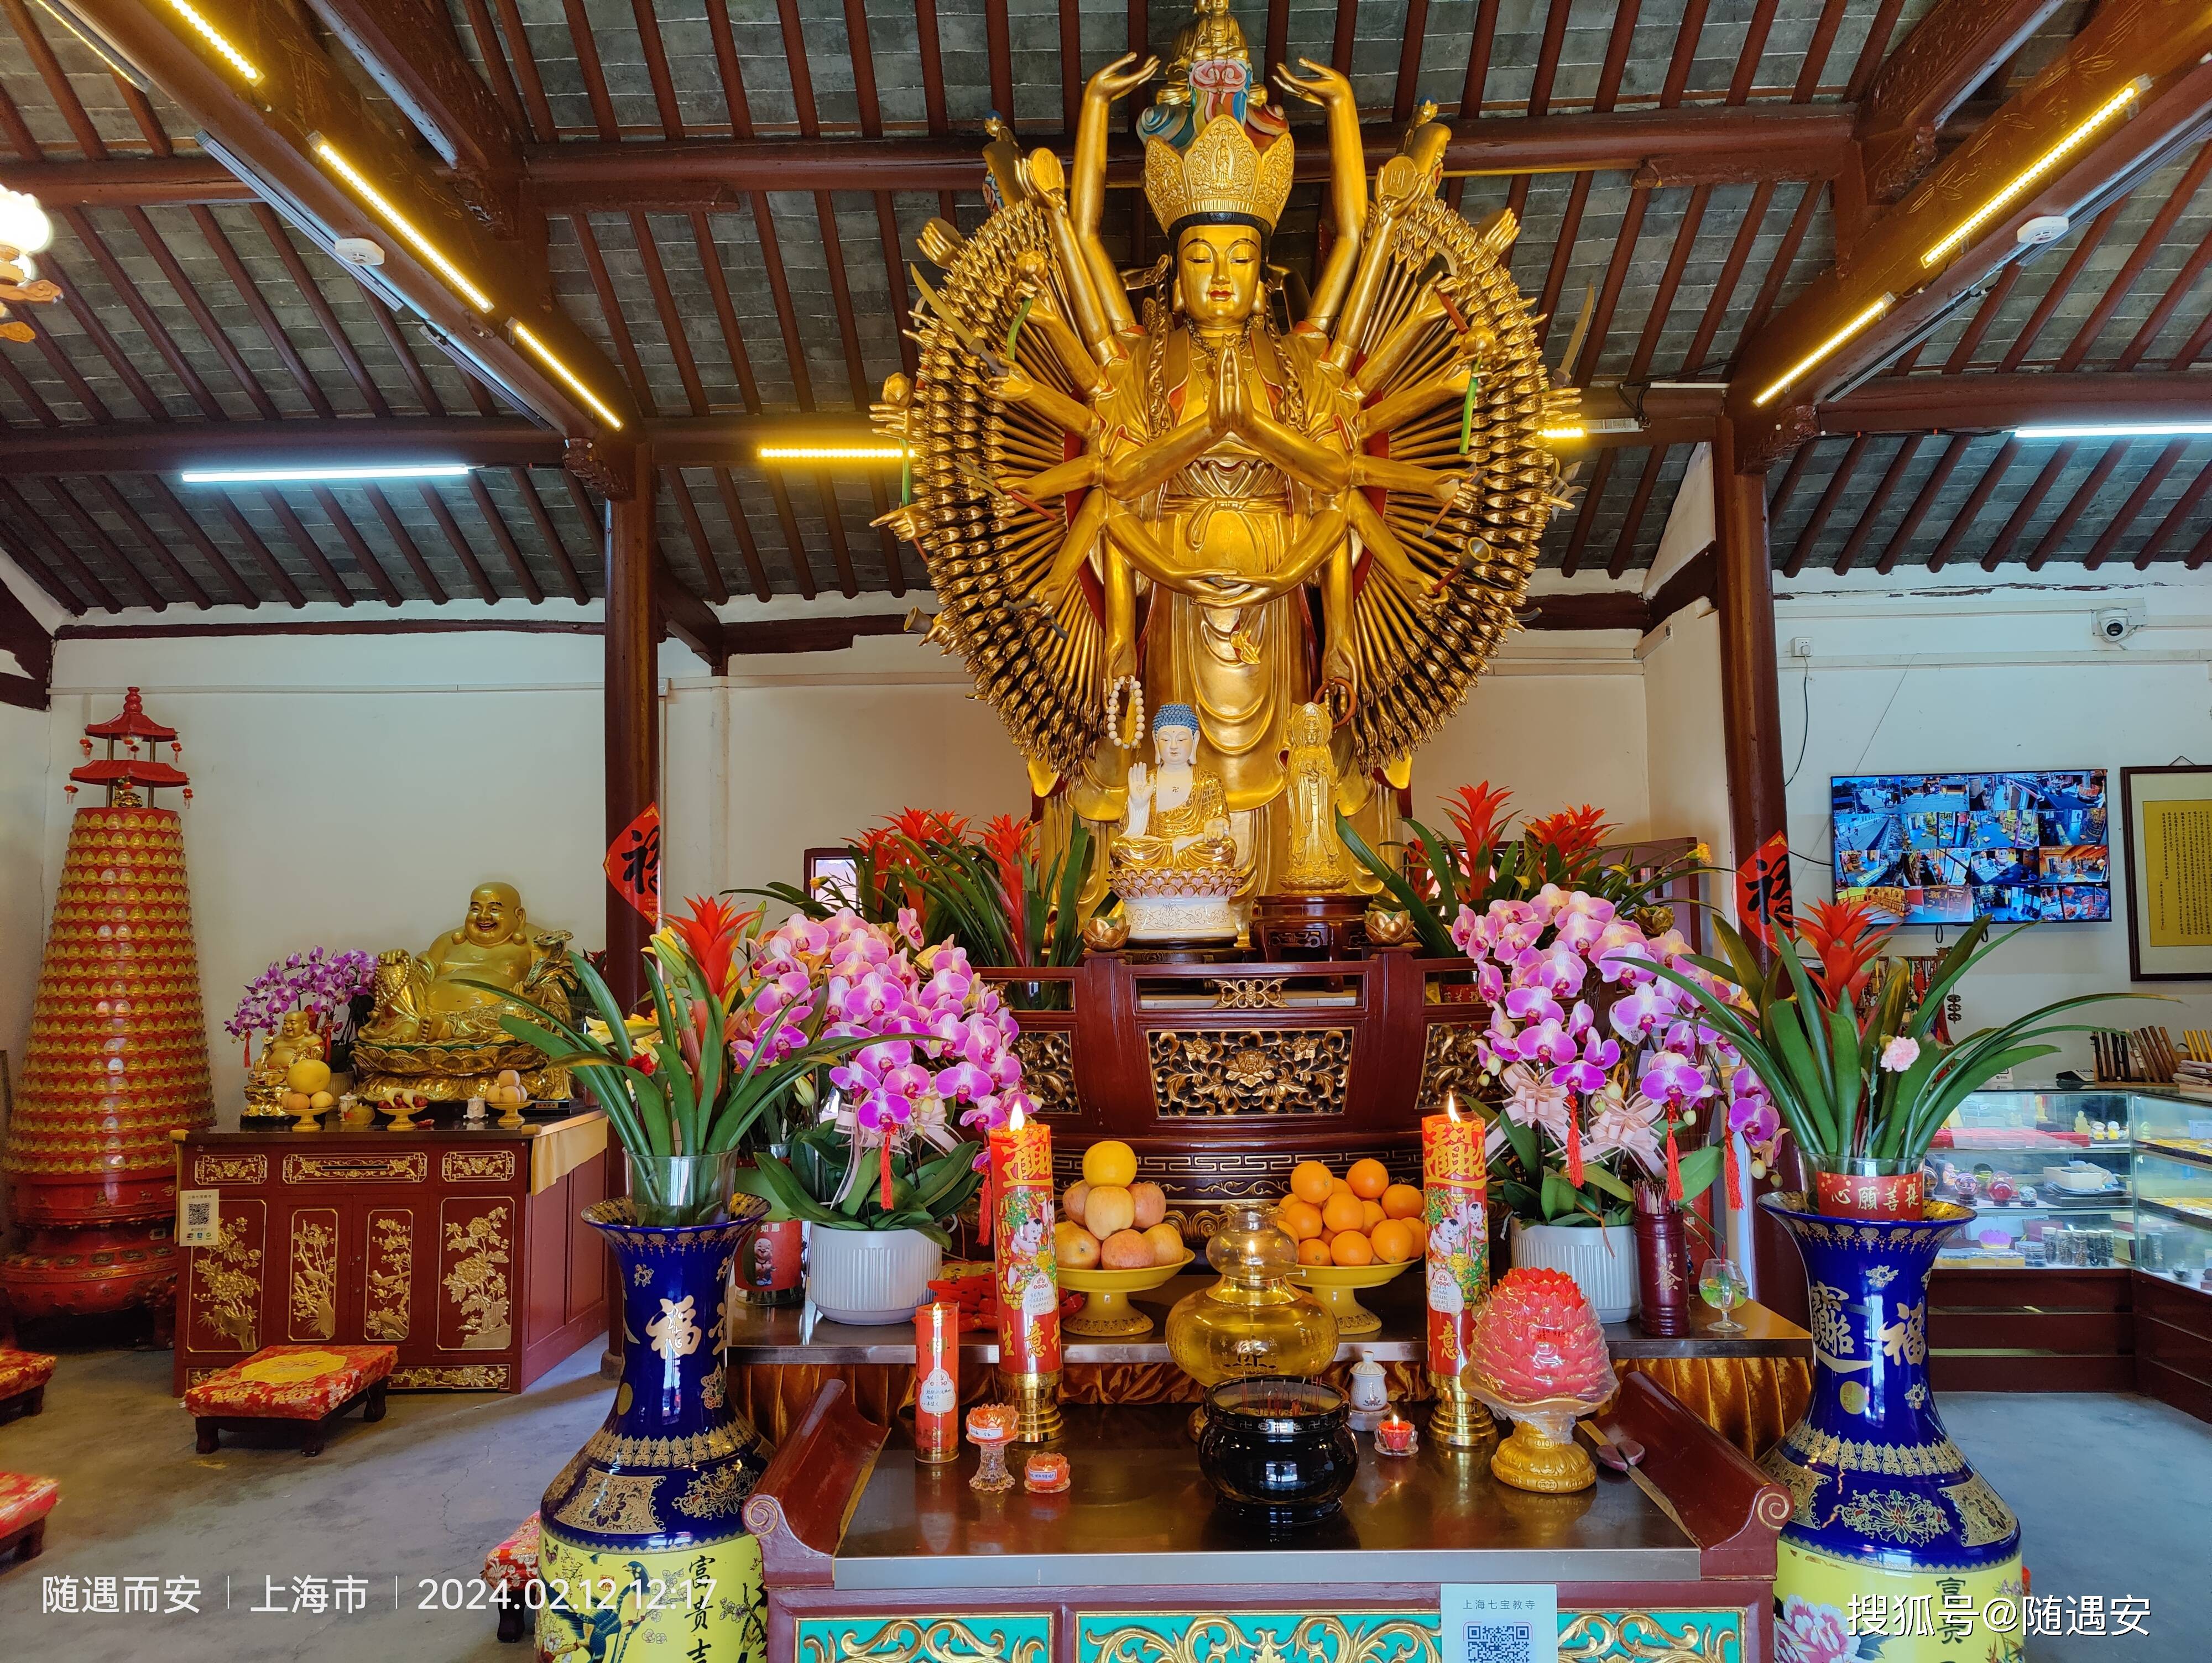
[1328,1175,1353,1196]
[1360,1199,1385,1230]
[1329,1230,1374,1266]
[1083,1140,1138,1187]
[1347,1158,1389,1199]
[1370,1219,1415,1264]
[1381,1183,1424,1220]
[1290,1160,1334,1205]
[1401,1219,1427,1256]
[1297,1237,1333,1265]
[1279,1199,1324,1242]
[1321,1191,1365,1235]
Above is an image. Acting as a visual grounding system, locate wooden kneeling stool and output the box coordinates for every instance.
[0,1473,59,1566]
[0,1347,56,1426]
[481,1512,541,1643]
[183,1344,395,1457]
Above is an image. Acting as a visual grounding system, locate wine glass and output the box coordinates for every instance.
[1698,1257,1749,1334]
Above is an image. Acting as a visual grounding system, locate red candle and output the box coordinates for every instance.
[1423,1092,1490,1380]
[988,1106,1060,1376]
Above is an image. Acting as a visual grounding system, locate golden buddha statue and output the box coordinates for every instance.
[352,881,578,1104]
[878,1,1571,923]
[243,1008,325,1124]
[1281,701,1349,892]
[1112,702,1249,940]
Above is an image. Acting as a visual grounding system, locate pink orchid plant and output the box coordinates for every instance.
[1451,887,1779,1227]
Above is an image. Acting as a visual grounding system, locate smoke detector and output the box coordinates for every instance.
[2017,215,2070,247]
[332,236,385,268]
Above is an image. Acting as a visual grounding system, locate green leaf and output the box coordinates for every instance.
[1674,1143,1723,1201]
[1580,1164,1633,1203]
[1337,813,1453,954]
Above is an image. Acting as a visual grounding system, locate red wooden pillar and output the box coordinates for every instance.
[601,444,657,1368]
[1713,417,1807,1326]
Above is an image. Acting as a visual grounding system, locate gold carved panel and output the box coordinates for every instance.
[802,1615,1051,1663]
[1147,1027,1352,1116]
[193,1154,266,1186]
[287,1207,339,1341]
[363,1208,413,1342]
[283,1152,428,1184]
[441,1150,517,1184]
[1014,1030,1078,1115]
[185,1200,264,1354]
[1417,1021,1488,1114]
[388,1364,511,1390]
[438,1199,514,1351]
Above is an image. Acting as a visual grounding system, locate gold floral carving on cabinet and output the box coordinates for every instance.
[193,1154,266,1185]
[1014,1030,1077,1115]
[439,1201,513,1351]
[1147,1027,1352,1116]
[364,1210,412,1341]
[552,1469,661,1535]
[441,1150,516,1184]
[187,1205,264,1353]
[288,1209,338,1341]
[1208,977,1286,1011]
[805,1617,1050,1663]
[1417,1022,1487,1113]
[388,1364,510,1390]
[1558,1613,1741,1663]
[284,1152,428,1184]
[1085,1613,1436,1663]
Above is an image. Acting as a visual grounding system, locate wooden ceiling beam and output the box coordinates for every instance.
[65,0,639,449]
[1820,371,2212,435]
[465,472,546,603]
[508,466,588,602]
[652,551,729,672]
[1855,0,2062,202]
[2084,441,2185,570]
[362,483,452,603]
[303,0,526,232]
[307,485,405,603]
[414,482,500,601]
[1728,0,2212,467]
[0,480,118,611]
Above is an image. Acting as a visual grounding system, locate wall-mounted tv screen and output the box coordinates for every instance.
[1831,770,2110,925]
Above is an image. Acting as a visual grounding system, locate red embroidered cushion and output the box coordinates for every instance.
[0,1347,56,1399]
[0,1472,59,1536]
[482,1513,541,1591]
[182,1345,397,1420]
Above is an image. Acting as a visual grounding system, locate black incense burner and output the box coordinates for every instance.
[1196,1377,1359,1532]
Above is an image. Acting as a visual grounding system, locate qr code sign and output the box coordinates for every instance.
[178,1190,219,1247]
[1463,1624,1533,1663]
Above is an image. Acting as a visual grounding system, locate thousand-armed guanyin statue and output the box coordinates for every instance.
[877,2,1574,941]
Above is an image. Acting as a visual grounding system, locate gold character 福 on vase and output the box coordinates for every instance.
[878,1,1571,928]
[352,882,580,1106]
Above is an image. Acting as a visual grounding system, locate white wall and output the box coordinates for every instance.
[1773,572,2212,1074]
[1641,600,1735,866]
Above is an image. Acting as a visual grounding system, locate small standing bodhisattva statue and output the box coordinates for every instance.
[351,882,580,1105]
[877,0,1573,936]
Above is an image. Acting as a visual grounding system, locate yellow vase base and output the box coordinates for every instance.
[536,1525,761,1662]
[1489,1419,1595,1493]
[1778,1540,2025,1662]
[1065,1291,1155,1338]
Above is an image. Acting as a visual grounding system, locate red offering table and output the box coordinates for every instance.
[171,1111,610,1393]
[747,1378,1791,1663]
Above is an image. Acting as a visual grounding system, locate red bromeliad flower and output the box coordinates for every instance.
[1444,782,1514,882]
[668,895,756,998]
[1524,804,1613,871]
[1795,896,1891,1010]
[980,814,1033,960]
[884,807,971,849]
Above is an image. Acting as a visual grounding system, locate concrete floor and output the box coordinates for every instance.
[1,1348,2206,1661]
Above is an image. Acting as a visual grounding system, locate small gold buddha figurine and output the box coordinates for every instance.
[1281,700,1349,892]
[1110,704,1250,942]
[1159,0,1249,102]
[243,1009,324,1123]
[352,881,578,1104]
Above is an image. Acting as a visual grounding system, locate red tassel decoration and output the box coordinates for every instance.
[1564,1107,1584,1188]
[981,1167,994,1246]
[1724,1131,1744,1209]
[1665,1122,1683,1203]
[879,1138,894,1210]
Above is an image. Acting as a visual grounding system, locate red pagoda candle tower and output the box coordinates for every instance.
[1,689,212,1337]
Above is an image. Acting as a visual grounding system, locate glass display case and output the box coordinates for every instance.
[2130,1089,2212,1292]
[1922,1089,2135,1269]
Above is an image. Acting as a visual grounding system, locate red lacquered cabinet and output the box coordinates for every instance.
[171,1112,610,1393]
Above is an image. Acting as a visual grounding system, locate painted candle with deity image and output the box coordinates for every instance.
[989,1107,1061,1376]
[1423,1093,1489,1378]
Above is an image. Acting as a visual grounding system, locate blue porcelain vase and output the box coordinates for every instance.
[537,1193,773,1663]
[1759,1193,2025,1663]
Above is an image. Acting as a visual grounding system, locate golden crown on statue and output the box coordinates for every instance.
[1143,108,1296,234]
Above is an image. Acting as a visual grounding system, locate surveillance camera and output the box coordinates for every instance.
[2094,608,2136,642]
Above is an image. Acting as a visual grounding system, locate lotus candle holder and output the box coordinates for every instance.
[1462,1265,1616,1494]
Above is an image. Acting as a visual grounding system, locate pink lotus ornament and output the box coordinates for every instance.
[1463,1267,1616,1494]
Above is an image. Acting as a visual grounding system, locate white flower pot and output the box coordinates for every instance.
[1509,1220,1640,1324]
[804,1225,942,1325]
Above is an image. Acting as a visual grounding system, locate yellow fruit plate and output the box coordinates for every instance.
[1290,1257,1416,1336]
[1058,1251,1194,1338]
